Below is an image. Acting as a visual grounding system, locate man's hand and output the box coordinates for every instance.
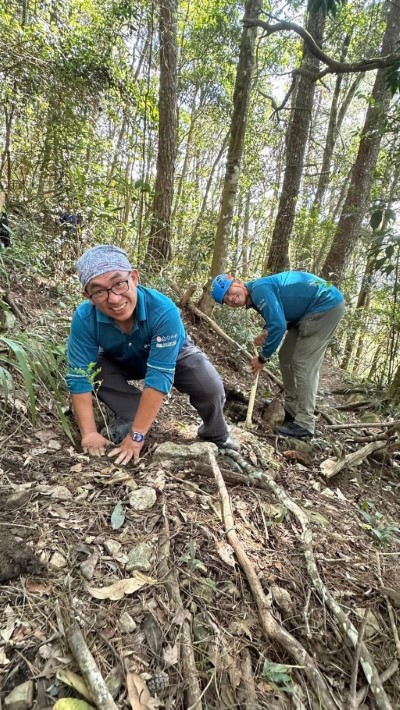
[108,434,144,466]
[82,432,110,457]
[253,330,268,346]
[250,356,266,374]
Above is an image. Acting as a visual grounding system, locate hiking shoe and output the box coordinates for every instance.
[102,417,132,444]
[215,435,240,452]
[276,422,313,439]
[283,409,295,424]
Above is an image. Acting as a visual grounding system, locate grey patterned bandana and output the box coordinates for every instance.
[76,245,132,289]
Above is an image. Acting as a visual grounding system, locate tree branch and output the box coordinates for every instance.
[243,17,400,77]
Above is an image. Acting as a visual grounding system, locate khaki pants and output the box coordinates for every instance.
[278,302,345,433]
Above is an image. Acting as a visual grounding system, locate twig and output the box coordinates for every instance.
[207,449,336,710]
[158,501,202,709]
[66,623,118,710]
[303,589,312,639]
[349,610,368,709]
[376,552,400,657]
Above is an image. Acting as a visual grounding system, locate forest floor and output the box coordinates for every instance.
[1,301,400,710]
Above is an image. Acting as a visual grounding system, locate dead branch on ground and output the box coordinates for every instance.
[66,623,118,710]
[320,441,387,479]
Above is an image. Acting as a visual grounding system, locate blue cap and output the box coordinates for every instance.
[211,274,233,304]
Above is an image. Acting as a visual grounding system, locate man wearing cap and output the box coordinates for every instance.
[66,245,238,464]
[211,272,344,439]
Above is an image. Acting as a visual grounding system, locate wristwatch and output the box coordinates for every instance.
[258,354,268,364]
[130,431,145,443]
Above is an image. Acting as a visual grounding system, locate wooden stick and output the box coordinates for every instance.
[207,449,336,710]
[326,421,399,430]
[320,441,387,479]
[356,660,398,707]
[348,610,368,709]
[66,624,118,710]
[376,552,400,657]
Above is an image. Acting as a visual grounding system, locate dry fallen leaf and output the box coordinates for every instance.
[126,672,151,709]
[25,580,52,595]
[70,463,83,473]
[53,700,95,710]
[87,573,156,600]
[163,643,178,668]
[215,540,236,568]
[0,648,11,665]
[56,670,94,703]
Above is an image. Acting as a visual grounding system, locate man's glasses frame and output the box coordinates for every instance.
[87,278,130,304]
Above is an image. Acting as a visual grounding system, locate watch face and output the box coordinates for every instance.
[131,431,144,443]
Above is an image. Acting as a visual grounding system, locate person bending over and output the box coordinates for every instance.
[211,271,344,439]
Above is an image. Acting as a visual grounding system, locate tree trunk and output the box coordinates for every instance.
[198,0,261,313]
[146,0,178,272]
[320,0,400,284]
[265,3,326,274]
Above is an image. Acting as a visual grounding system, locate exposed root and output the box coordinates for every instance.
[207,449,336,710]
[66,623,118,710]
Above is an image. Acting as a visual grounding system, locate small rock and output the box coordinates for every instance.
[118,611,137,633]
[36,484,72,501]
[126,542,153,572]
[262,398,285,430]
[80,552,100,580]
[49,551,67,569]
[153,441,218,462]
[129,487,157,511]
[5,680,34,709]
[104,539,122,556]
[271,585,295,614]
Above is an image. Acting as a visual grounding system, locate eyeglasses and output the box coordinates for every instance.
[88,279,130,304]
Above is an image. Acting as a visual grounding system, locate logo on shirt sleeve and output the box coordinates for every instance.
[155,333,178,348]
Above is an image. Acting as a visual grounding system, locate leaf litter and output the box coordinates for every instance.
[0,317,400,708]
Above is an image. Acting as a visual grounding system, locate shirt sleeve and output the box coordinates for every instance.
[66,310,100,394]
[253,287,287,359]
[144,304,185,394]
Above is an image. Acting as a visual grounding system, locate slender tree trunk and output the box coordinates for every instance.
[171,87,199,224]
[321,0,400,284]
[146,0,178,272]
[266,3,326,273]
[240,188,251,277]
[198,0,261,313]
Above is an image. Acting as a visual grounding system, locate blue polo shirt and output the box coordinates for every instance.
[245,272,344,359]
[66,286,186,395]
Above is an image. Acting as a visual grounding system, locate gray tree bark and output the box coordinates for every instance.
[321,0,400,284]
[266,2,326,274]
[198,0,261,313]
[146,0,178,272]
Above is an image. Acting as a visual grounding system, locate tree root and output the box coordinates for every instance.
[225,447,393,710]
[207,449,336,710]
[158,500,202,709]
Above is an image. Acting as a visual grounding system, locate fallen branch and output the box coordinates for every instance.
[326,421,399,431]
[66,624,118,710]
[207,449,336,710]
[320,441,387,479]
[348,610,368,710]
[4,291,25,322]
[158,500,202,709]
[336,401,371,411]
[223,446,393,710]
[237,647,258,708]
[356,660,398,707]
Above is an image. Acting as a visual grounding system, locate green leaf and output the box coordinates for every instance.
[111,502,125,529]
[1,336,37,423]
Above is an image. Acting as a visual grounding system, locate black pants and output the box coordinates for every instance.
[95,338,230,442]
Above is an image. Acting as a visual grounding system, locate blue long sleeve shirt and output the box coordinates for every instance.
[66,286,186,395]
[245,272,344,359]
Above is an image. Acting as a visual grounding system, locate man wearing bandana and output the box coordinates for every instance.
[66,245,238,465]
